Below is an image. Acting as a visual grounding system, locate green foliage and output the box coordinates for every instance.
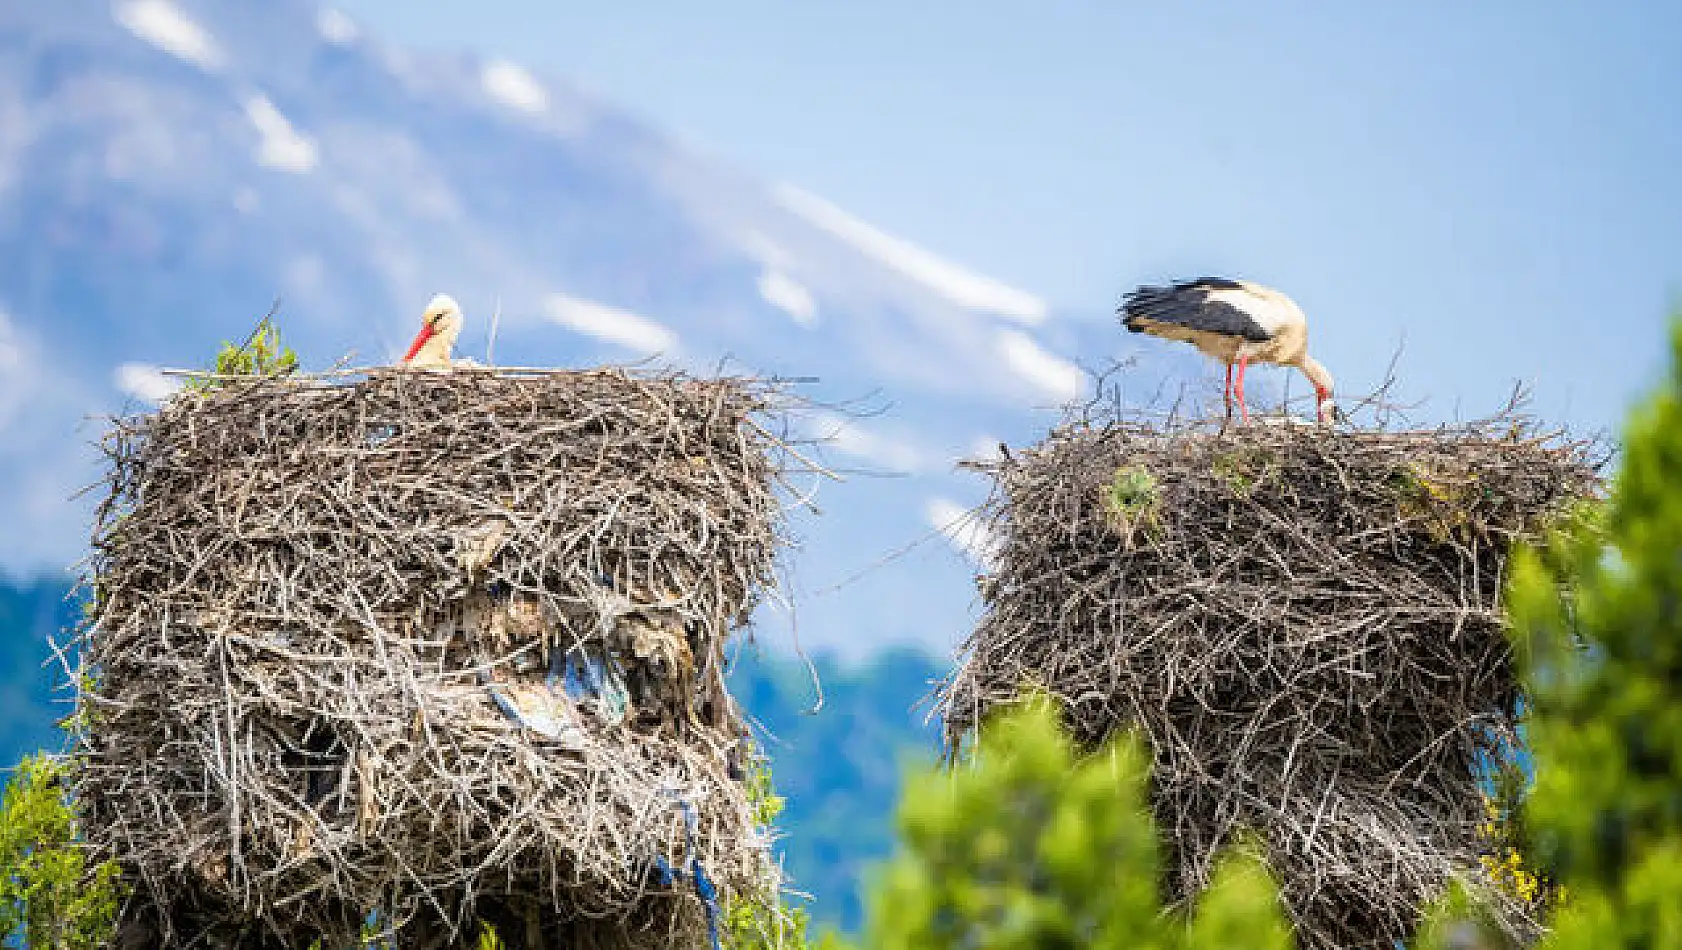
[1101,466,1162,542]
[1209,446,1280,498]
[1105,465,1159,515]
[1183,842,1294,950]
[743,748,787,831]
[839,692,1295,950]
[0,755,123,950]
[1411,879,1519,950]
[55,672,100,743]
[1500,314,1682,948]
[184,313,298,392]
[1474,786,1553,911]
[1390,461,1480,543]
[474,920,504,950]
[724,745,827,950]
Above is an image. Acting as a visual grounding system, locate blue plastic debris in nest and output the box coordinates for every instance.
[479,666,587,748]
[652,793,723,950]
[481,638,632,744]
[557,641,629,726]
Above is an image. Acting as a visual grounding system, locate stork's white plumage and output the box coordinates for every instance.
[402,293,465,369]
[1120,278,1340,425]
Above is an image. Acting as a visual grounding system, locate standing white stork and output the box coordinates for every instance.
[1119,278,1340,425]
[401,293,465,369]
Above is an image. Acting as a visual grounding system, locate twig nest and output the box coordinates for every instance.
[77,367,807,949]
[936,410,1601,950]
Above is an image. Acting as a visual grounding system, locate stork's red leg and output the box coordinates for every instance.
[1223,362,1235,421]
[1235,356,1251,424]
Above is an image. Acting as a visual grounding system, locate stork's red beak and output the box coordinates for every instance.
[1316,386,1342,424]
[402,322,435,363]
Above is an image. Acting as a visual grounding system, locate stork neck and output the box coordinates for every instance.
[1298,354,1334,402]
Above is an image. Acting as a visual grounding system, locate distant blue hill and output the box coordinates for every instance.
[726,643,946,931]
[0,575,81,766]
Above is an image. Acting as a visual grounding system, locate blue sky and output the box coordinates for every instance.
[331,1,1682,438]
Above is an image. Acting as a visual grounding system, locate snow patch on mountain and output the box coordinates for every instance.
[810,412,931,475]
[115,0,223,71]
[481,61,549,114]
[758,269,817,327]
[770,182,1047,325]
[995,328,1084,403]
[114,362,181,403]
[544,293,677,355]
[925,495,999,570]
[244,95,318,173]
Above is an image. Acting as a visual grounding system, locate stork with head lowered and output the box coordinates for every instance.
[1119,277,1340,425]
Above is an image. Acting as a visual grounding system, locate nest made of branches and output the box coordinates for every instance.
[934,406,1601,950]
[75,366,815,950]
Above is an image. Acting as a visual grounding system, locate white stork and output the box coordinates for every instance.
[1119,278,1340,425]
[401,293,465,369]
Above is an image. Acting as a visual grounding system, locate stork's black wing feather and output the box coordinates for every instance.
[1118,278,1272,343]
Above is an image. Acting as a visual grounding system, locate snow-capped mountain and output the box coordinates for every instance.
[0,0,1214,656]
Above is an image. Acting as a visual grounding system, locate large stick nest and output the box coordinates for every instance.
[934,406,1601,950]
[75,367,811,950]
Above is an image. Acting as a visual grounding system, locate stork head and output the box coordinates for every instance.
[1317,391,1343,425]
[1299,355,1341,425]
[403,293,464,363]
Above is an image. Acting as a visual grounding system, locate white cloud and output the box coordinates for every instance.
[995,328,1084,403]
[771,182,1047,325]
[544,293,677,355]
[925,496,1001,570]
[114,0,223,70]
[316,7,359,46]
[114,362,182,404]
[482,60,549,114]
[758,269,818,327]
[810,412,930,474]
[244,95,318,173]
